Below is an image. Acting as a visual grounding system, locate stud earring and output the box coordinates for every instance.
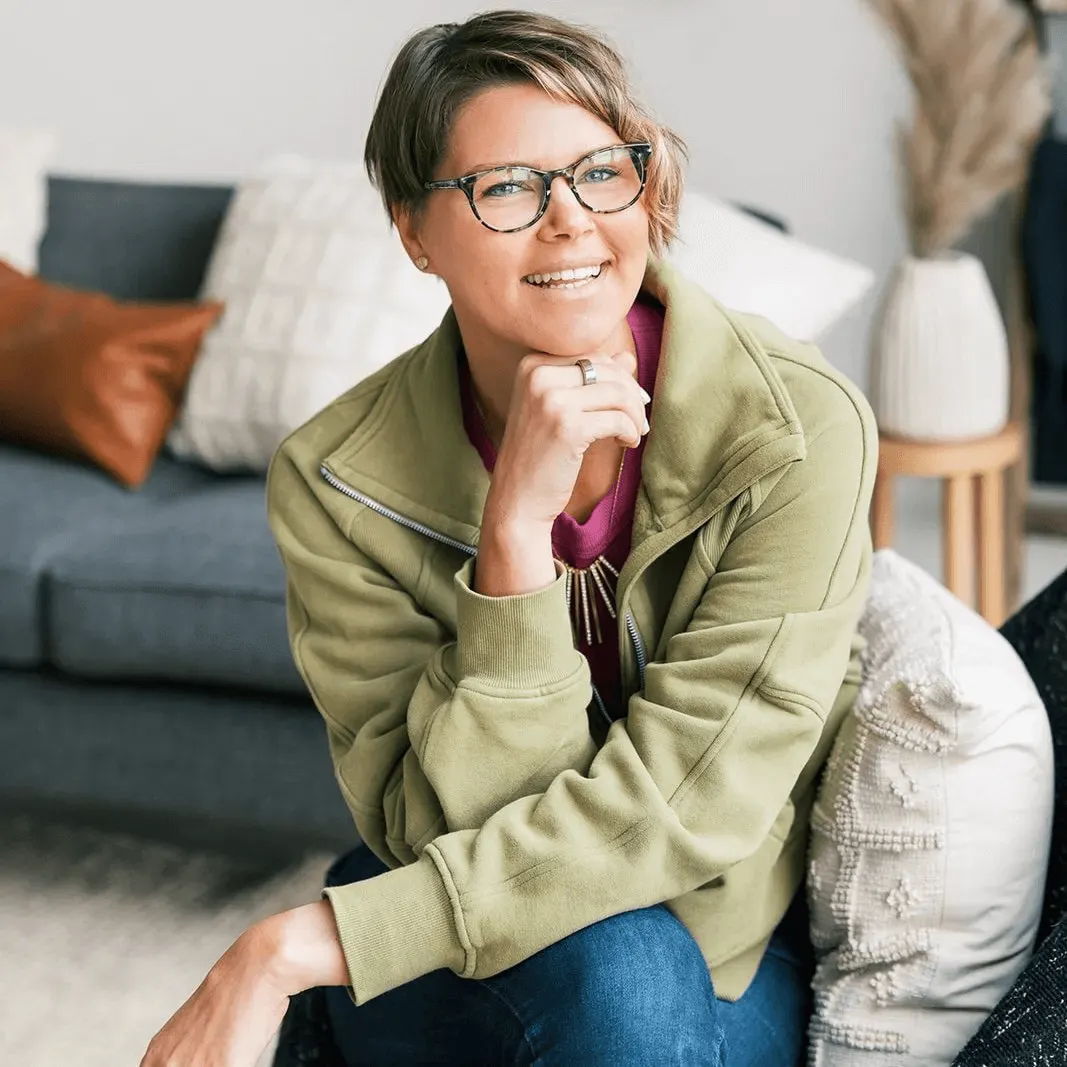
[415,256,429,271]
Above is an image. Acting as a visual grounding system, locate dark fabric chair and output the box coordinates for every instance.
[1022,133,1067,487]
[951,566,1067,1065]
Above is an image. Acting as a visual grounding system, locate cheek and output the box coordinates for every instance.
[611,208,651,263]
[599,215,651,298]
[430,219,513,301]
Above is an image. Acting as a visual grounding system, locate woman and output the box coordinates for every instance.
[141,10,876,1067]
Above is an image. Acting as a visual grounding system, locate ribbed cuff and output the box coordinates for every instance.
[321,852,467,1006]
[454,555,579,688]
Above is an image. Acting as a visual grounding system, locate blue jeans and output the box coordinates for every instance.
[323,844,813,1066]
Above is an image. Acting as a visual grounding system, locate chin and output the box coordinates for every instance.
[518,304,630,359]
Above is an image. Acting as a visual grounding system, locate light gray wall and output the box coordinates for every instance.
[2,0,913,386]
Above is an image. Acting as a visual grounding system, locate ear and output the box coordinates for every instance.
[393,205,431,273]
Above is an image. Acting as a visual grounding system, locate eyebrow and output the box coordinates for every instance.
[459,159,542,173]
[455,144,620,176]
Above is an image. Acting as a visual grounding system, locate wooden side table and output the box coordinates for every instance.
[871,422,1025,627]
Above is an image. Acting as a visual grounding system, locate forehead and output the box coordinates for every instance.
[444,82,622,174]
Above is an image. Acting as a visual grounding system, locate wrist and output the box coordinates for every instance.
[475,516,558,596]
[482,517,554,555]
[481,498,554,544]
[251,900,350,997]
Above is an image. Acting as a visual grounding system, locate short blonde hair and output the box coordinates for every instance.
[364,9,688,256]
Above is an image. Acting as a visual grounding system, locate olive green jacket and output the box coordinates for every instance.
[265,258,877,1005]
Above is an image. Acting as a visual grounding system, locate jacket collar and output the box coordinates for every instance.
[323,258,806,551]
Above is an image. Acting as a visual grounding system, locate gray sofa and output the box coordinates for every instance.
[0,176,357,859]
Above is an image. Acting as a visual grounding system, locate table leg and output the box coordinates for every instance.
[977,469,1005,626]
[871,471,894,549]
[943,475,975,607]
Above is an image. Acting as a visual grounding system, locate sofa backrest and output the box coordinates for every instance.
[37,176,234,301]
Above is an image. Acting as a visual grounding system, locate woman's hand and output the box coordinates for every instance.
[138,925,290,1067]
[486,349,650,532]
[139,901,349,1067]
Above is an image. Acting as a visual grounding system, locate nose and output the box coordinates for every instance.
[539,174,594,238]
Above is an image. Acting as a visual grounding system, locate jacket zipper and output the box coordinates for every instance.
[320,464,634,724]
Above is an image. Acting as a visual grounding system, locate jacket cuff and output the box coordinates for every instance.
[321,852,467,1006]
[454,555,580,689]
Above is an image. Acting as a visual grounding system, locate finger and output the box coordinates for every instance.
[562,380,648,439]
[607,348,639,380]
[522,355,649,402]
[576,408,645,450]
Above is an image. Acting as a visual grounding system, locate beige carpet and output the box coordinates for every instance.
[0,813,339,1067]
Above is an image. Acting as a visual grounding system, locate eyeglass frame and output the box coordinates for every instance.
[422,142,654,233]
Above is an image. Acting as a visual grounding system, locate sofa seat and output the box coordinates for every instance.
[44,474,306,695]
[0,440,305,693]
[0,442,215,667]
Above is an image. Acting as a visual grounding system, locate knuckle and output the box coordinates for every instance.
[526,363,552,397]
[540,389,566,421]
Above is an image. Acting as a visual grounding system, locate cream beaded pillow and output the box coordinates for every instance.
[806,549,1054,1066]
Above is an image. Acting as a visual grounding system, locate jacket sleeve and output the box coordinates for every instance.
[314,395,877,1005]
[265,444,599,863]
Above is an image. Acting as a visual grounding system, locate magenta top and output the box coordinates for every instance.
[458,295,665,717]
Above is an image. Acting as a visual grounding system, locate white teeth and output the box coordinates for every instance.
[524,264,603,286]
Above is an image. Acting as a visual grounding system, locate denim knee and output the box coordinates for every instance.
[501,904,724,1066]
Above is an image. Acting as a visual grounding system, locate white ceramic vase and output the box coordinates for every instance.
[872,251,1010,440]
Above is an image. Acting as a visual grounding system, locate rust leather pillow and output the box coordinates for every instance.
[0,260,222,487]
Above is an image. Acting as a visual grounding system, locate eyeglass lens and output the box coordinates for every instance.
[471,146,644,231]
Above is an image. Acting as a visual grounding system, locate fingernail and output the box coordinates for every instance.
[639,387,651,405]
[642,416,650,434]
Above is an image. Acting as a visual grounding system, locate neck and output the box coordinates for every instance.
[460,312,639,450]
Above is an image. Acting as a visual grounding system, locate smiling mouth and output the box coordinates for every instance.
[522,262,606,289]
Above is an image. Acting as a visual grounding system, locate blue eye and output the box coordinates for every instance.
[579,167,622,184]
[482,181,530,199]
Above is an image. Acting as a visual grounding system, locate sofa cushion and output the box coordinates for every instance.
[44,477,305,694]
[38,175,231,302]
[0,127,53,274]
[0,261,222,487]
[166,155,452,472]
[0,442,214,667]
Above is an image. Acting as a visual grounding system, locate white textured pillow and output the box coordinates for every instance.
[167,156,453,471]
[0,127,55,274]
[666,189,874,340]
[806,549,1054,1065]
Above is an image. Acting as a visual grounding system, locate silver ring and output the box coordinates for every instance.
[575,358,597,387]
